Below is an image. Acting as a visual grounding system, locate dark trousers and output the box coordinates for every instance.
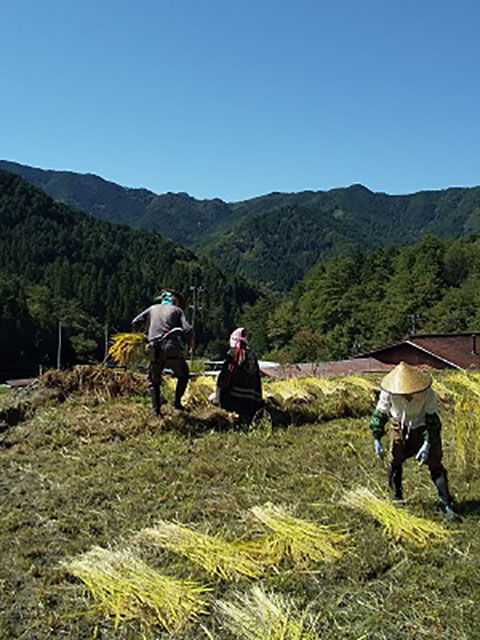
[147,343,189,408]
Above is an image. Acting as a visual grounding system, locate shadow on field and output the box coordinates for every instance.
[456,499,480,517]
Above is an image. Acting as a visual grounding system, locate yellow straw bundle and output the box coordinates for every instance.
[217,584,319,640]
[250,504,349,564]
[446,371,480,397]
[138,520,265,581]
[108,333,146,366]
[342,487,452,547]
[65,546,210,632]
[452,394,480,471]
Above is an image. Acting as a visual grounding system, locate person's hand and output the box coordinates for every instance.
[374,438,384,458]
[415,441,430,465]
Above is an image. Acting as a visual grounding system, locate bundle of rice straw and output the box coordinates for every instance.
[342,487,452,547]
[445,371,480,398]
[138,520,265,581]
[65,546,210,632]
[109,333,146,366]
[217,584,319,640]
[250,504,349,565]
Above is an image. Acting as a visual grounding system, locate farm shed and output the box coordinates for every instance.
[357,333,480,370]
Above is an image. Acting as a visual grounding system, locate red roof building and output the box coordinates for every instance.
[261,357,392,379]
[356,333,480,370]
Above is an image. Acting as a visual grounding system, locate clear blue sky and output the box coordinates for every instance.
[1,0,479,201]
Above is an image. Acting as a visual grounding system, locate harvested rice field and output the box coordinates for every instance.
[0,367,480,639]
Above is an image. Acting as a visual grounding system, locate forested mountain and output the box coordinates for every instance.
[0,161,239,246]
[241,234,480,360]
[0,170,257,380]
[204,185,480,288]
[3,161,480,290]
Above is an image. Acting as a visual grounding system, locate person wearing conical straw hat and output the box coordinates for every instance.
[369,361,457,520]
[132,288,192,416]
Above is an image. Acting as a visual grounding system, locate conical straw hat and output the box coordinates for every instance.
[380,362,432,395]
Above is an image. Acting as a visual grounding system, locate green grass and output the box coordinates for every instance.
[0,372,479,638]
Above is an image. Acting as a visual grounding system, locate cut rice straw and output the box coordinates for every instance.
[250,504,349,565]
[445,371,480,398]
[217,584,320,640]
[342,487,452,547]
[65,546,210,632]
[109,332,146,366]
[137,520,266,581]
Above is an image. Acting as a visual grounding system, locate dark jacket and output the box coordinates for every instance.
[217,348,262,417]
[132,303,192,354]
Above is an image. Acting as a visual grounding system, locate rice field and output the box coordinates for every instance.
[0,367,480,639]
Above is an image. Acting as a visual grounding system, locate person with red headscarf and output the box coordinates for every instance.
[214,327,263,419]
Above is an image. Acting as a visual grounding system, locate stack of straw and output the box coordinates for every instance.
[250,504,349,565]
[217,584,319,640]
[342,487,452,547]
[65,546,210,632]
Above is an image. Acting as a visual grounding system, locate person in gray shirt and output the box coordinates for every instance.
[132,289,192,415]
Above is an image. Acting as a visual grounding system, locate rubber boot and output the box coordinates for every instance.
[388,464,403,501]
[432,470,457,521]
[174,375,189,410]
[149,385,162,417]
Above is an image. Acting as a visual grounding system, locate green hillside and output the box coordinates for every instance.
[243,234,480,360]
[0,161,239,246]
[3,162,480,289]
[0,369,479,639]
[0,170,257,380]
[204,185,480,288]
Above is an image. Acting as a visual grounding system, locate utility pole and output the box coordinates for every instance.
[104,323,109,362]
[189,285,204,365]
[409,313,418,336]
[56,320,62,370]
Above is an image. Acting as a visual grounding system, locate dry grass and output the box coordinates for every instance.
[342,487,453,547]
[65,546,210,632]
[216,584,319,640]
[3,369,480,639]
[450,393,480,473]
[40,365,147,400]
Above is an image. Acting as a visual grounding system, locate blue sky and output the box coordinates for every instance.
[1,0,479,201]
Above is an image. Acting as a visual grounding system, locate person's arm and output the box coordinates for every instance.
[132,308,149,327]
[178,309,193,343]
[369,389,390,439]
[422,389,441,442]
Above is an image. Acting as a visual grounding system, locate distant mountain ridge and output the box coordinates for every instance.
[3,160,480,289]
[0,160,238,246]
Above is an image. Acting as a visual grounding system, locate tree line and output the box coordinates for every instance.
[241,234,480,361]
[0,171,257,380]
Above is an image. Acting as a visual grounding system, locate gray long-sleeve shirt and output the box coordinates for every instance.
[132,303,192,352]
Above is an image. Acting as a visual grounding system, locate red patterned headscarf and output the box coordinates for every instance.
[230,327,248,349]
[229,327,248,373]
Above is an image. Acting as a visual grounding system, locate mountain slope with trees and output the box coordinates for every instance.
[0,170,257,380]
[3,161,480,289]
[4,161,480,290]
[241,234,480,360]
[204,185,480,288]
[0,160,239,246]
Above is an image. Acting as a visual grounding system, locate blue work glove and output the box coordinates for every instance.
[374,438,384,458]
[415,441,430,465]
